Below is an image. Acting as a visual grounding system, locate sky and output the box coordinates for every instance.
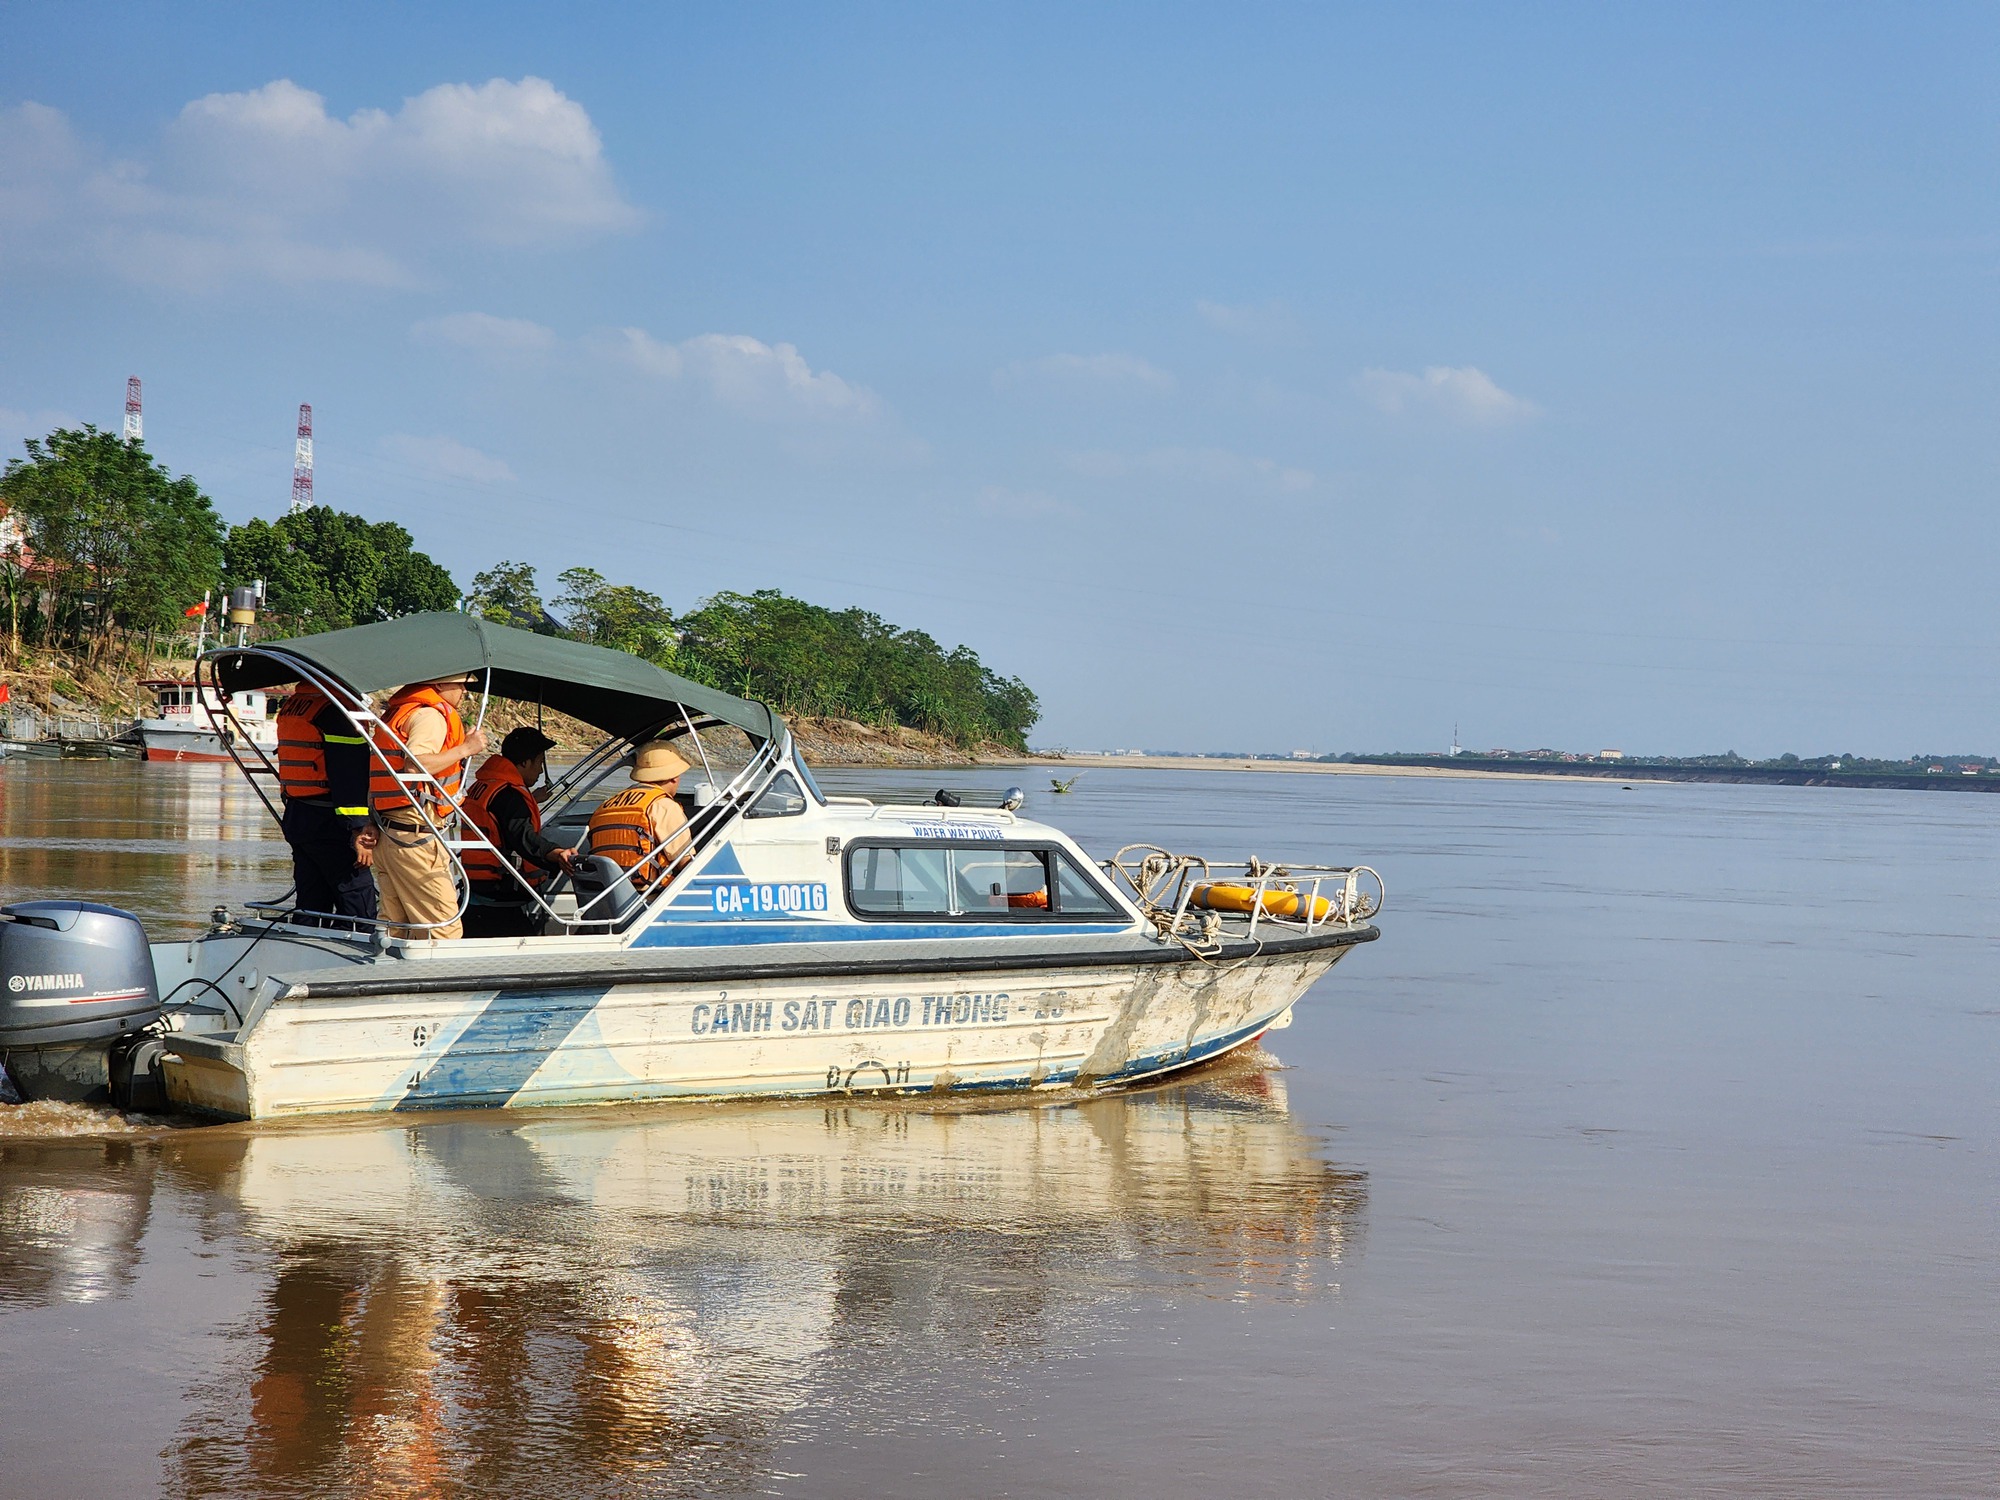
[1,2,1994,756]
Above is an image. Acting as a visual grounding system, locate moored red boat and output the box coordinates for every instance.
[133,677,278,763]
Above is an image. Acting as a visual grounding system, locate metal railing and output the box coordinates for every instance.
[194,646,788,940]
[1104,844,1384,940]
[3,707,125,743]
[563,731,786,932]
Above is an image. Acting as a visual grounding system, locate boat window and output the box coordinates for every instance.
[792,754,828,805]
[744,771,807,819]
[848,845,952,915]
[953,848,1051,912]
[1052,852,1122,916]
[844,842,1126,921]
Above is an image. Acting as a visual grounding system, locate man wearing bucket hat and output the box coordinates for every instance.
[584,740,695,892]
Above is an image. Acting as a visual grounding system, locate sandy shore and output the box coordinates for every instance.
[997,753,1589,782]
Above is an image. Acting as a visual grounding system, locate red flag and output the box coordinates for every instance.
[184,601,209,617]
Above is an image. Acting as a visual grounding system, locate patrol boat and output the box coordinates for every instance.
[0,613,1382,1120]
[132,676,279,762]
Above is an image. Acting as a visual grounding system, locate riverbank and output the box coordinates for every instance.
[1348,754,2000,792]
[0,640,161,732]
[1003,751,2000,792]
[790,716,1025,767]
[1004,753,1565,781]
[0,643,1023,768]
[480,704,1021,768]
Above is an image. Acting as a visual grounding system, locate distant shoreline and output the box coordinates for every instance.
[999,753,2000,792]
[1003,754,1562,782]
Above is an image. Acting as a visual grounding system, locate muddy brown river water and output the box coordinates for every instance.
[0,758,1993,1497]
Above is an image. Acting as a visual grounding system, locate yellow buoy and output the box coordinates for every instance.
[1188,882,1335,923]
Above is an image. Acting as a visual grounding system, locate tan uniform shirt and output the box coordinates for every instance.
[373,701,464,939]
[403,704,449,759]
[648,790,692,864]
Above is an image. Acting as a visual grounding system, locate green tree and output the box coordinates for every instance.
[222,508,458,634]
[0,426,225,659]
[468,560,555,632]
[674,588,1039,748]
[552,567,680,664]
[0,508,34,649]
[121,474,229,649]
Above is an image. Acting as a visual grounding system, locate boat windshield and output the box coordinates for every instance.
[793,752,828,806]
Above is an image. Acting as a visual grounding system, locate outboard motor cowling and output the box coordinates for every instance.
[0,901,162,1104]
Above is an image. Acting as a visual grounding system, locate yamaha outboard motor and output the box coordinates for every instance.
[0,901,162,1105]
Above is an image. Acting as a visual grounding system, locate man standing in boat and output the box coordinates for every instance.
[585,741,695,893]
[370,674,488,940]
[460,727,580,938]
[274,677,378,929]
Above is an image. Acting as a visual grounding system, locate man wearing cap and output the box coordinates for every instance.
[370,674,488,940]
[584,741,695,897]
[460,727,580,938]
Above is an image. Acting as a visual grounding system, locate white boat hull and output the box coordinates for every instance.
[137,722,278,763]
[139,726,233,762]
[161,946,1352,1120]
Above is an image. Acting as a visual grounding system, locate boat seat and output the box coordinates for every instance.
[569,855,644,933]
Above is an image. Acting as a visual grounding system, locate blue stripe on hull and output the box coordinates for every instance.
[1096,1011,1276,1083]
[632,919,1127,947]
[393,987,621,1110]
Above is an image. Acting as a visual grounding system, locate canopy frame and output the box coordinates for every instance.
[193,625,792,941]
[208,610,780,745]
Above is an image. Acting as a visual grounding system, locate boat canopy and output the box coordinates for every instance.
[208,611,781,743]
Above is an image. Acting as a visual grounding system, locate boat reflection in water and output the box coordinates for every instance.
[116,1052,1361,1495]
[0,1130,161,1309]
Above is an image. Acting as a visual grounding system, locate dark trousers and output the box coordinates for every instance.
[463,891,544,939]
[282,799,378,928]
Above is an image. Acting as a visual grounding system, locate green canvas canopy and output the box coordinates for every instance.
[209,611,781,743]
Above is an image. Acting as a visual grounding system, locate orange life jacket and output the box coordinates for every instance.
[370,686,464,819]
[275,685,370,813]
[586,783,678,889]
[461,755,545,889]
[275,686,330,801]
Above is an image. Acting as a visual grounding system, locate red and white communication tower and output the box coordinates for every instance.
[289,404,315,513]
[122,377,142,444]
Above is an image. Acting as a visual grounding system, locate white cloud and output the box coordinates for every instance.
[412,311,558,358]
[992,352,1175,394]
[615,327,685,378]
[614,328,879,417]
[0,77,638,288]
[1357,365,1539,427]
[379,433,514,484]
[1065,446,1313,493]
[1195,299,1294,338]
[0,103,87,229]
